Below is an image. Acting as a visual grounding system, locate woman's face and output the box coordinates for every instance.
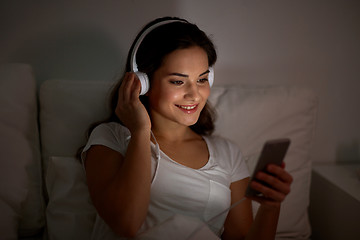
[147,46,211,128]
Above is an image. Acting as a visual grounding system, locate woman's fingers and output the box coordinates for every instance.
[119,73,141,103]
[115,72,151,133]
[250,180,286,202]
[122,72,134,102]
[267,164,293,185]
[130,74,142,101]
[250,164,293,204]
[116,73,129,117]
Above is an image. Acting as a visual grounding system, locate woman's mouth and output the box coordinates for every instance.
[175,104,198,113]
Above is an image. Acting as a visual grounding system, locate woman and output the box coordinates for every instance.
[81,17,293,239]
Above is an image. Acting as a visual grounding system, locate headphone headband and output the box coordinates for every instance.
[130,19,187,72]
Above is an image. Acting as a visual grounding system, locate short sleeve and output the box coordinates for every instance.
[81,122,131,165]
[228,140,250,182]
[209,136,250,183]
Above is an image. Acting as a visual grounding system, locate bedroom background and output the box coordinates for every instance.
[1,0,359,165]
[1,0,360,239]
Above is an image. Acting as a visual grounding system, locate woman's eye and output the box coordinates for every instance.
[170,80,184,85]
[198,78,208,83]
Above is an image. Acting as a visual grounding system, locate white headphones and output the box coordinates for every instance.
[130,19,215,95]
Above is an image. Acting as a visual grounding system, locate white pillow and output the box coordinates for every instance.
[209,86,317,239]
[39,80,114,173]
[46,156,97,240]
[0,63,45,238]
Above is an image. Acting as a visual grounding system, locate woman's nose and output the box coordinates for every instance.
[184,82,200,101]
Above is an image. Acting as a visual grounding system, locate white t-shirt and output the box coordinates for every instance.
[82,122,249,239]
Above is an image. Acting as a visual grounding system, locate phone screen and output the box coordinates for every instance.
[245,138,291,198]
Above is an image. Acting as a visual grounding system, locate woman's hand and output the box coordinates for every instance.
[115,72,151,134]
[247,163,293,208]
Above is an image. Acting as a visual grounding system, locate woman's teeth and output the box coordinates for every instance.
[177,105,196,110]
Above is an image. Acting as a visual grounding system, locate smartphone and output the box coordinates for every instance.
[245,138,291,198]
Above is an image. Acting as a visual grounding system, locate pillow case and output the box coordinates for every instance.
[46,156,96,240]
[39,80,114,174]
[0,63,45,238]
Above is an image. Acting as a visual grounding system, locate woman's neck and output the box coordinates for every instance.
[151,124,199,144]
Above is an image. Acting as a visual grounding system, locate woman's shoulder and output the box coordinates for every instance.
[205,134,243,161]
[92,122,130,137]
[205,134,249,181]
[88,122,131,148]
[205,134,240,152]
[84,122,131,157]
[94,121,124,131]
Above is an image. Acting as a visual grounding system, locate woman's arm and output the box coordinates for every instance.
[222,163,293,240]
[85,130,151,237]
[222,178,253,240]
[84,73,152,237]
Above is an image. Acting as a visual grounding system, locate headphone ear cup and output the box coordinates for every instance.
[208,67,214,87]
[135,72,150,95]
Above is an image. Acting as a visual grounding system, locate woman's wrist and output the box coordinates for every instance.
[130,128,151,139]
[259,201,281,212]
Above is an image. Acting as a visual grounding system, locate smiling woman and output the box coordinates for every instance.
[77,16,293,240]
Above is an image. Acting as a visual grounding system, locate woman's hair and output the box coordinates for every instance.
[77,17,217,158]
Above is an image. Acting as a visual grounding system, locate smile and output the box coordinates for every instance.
[176,104,198,110]
[175,104,200,113]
